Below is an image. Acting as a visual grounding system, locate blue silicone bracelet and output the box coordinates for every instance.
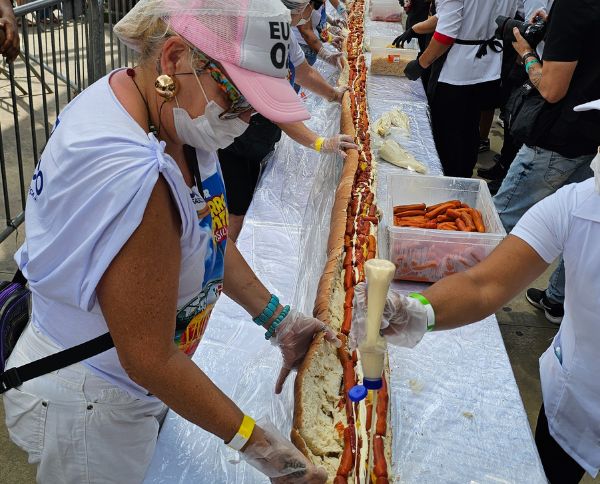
[265,305,290,340]
[253,294,279,325]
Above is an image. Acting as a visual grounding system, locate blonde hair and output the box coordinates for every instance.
[113,1,172,63]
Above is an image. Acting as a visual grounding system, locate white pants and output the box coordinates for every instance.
[3,323,167,484]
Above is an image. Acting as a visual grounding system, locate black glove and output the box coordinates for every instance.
[404,59,424,80]
[392,28,416,48]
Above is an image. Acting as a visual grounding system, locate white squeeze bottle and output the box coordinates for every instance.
[359,259,395,390]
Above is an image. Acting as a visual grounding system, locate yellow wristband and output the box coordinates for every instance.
[226,415,256,451]
[314,137,326,152]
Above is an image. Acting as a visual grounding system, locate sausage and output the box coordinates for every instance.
[425,200,461,213]
[333,477,348,484]
[344,269,353,290]
[361,216,379,224]
[342,307,352,335]
[460,212,476,231]
[344,287,354,309]
[376,478,390,484]
[436,215,451,223]
[376,377,389,436]
[446,208,461,220]
[368,204,377,218]
[394,210,426,218]
[425,221,438,229]
[345,218,355,236]
[343,249,353,267]
[393,203,426,213]
[336,426,354,477]
[455,218,468,231]
[373,435,388,478]
[425,202,456,219]
[471,208,486,233]
[411,261,438,271]
[343,361,356,395]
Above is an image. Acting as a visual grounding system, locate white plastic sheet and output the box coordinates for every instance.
[144,15,546,484]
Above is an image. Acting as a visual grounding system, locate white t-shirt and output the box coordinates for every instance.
[15,70,229,399]
[512,179,600,476]
[435,0,519,85]
[289,34,306,67]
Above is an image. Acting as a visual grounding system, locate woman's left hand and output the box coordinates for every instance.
[512,27,534,59]
[271,310,341,394]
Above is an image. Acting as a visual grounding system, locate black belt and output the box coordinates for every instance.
[455,37,503,59]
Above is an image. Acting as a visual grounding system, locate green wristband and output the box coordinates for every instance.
[408,293,435,332]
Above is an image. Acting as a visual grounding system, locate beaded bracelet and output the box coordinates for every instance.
[252,294,279,325]
[265,305,290,340]
[525,58,540,74]
[521,51,538,64]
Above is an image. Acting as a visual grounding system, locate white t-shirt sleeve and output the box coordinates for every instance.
[510,184,577,263]
[289,35,306,67]
[435,0,464,39]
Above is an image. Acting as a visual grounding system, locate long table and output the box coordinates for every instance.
[143,15,546,484]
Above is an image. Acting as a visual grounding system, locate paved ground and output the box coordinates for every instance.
[1,57,597,484]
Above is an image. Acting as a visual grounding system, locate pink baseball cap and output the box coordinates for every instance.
[167,0,310,124]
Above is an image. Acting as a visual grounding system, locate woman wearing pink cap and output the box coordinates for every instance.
[2,0,335,482]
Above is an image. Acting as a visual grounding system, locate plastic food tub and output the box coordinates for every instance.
[384,174,506,282]
[370,0,403,22]
[370,45,418,76]
[368,35,418,51]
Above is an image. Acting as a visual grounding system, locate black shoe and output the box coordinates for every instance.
[525,288,564,324]
[478,138,491,153]
[477,155,506,180]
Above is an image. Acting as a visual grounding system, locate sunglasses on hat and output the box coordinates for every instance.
[179,41,253,120]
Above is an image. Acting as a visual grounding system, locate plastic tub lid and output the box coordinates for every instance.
[348,385,368,402]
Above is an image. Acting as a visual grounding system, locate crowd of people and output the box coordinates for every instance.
[0,0,598,483]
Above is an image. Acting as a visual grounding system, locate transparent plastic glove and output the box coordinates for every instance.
[328,25,346,38]
[329,18,347,30]
[349,282,428,349]
[329,85,348,104]
[317,46,345,69]
[271,309,341,394]
[331,35,344,51]
[240,417,328,483]
[321,134,358,158]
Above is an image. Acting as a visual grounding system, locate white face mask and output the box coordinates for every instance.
[591,148,600,193]
[173,70,249,151]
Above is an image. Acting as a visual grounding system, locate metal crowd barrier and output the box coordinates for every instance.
[0,0,138,242]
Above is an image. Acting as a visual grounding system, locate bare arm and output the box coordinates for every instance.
[524,59,576,104]
[276,121,320,149]
[417,37,451,68]
[223,240,278,321]
[512,29,577,104]
[412,15,438,35]
[97,177,245,443]
[297,17,323,54]
[294,60,339,101]
[422,235,549,330]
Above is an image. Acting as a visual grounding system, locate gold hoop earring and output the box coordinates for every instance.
[154,74,177,100]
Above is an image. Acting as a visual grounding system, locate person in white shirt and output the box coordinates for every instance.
[403,0,519,178]
[353,98,600,483]
[2,1,338,482]
[292,0,345,69]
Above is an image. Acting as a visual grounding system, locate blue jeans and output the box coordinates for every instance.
[493,145,594,303]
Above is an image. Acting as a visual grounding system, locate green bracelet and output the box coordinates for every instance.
[408,293,435,332]
[525,58,540,74]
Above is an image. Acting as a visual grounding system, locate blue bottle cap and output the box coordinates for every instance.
[348,385,368,402]
[363,377,383,390]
